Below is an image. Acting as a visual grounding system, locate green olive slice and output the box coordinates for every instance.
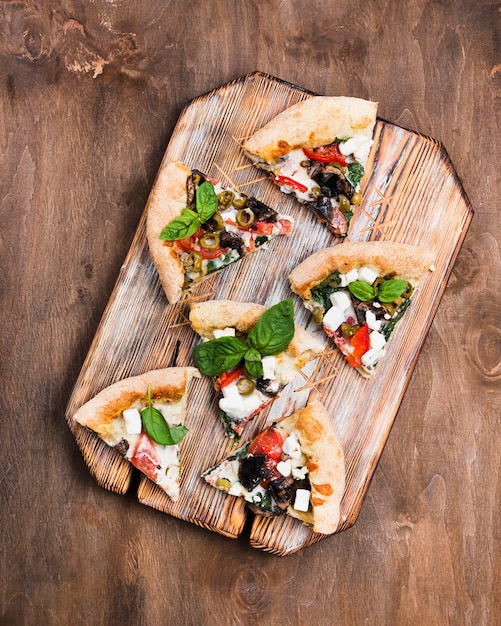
[199,233,221,249]
[181,251,203,272]
[209,213,225,232]
[351,191,363,205]
[237,378,255,395]
[215,478,232,490]
[233,194,248,209]
[236,208,255,227]
[217,190,234,208]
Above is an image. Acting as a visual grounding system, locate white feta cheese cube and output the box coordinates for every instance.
[293,488,311,512]
[330,290,352,311]
[362,348,385,368]
[261,355,277,381]
[213,327,236,339]
[277,460,292,477]
[366,310,382,331]
[339,269,359,287]
[122,408,142,435]
[369,330,387,351]
[291,465,309,480]
[358,265,379,285]
[323,306,345,333]
[282,433,302,459]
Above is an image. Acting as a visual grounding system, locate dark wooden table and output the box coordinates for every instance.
[1,2,499,624]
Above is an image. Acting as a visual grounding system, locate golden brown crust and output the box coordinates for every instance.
[189,300,324,364]
[243,96,378,164]
[146,161,191,304]
[289,241,436,298]
[277,398,345,535]
[73,367,200,439]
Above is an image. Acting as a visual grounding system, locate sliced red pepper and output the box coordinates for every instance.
[217,365,245,388]
[345,324,370,368]
[272,175,308,193]
[303,144,347,167]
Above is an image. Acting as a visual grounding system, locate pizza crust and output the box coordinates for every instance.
[73,367,201,440]
[289,241,436,299]
[146,161,191,304]
[277,398,345,535]
[189,299,324,366]
[243,96,378,164]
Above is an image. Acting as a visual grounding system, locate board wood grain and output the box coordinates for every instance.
[64,72,473,555]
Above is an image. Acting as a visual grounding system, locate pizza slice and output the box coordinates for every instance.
[289,241,435,377]
[72,367,200,501]
[202,397,345,535]
[242,96,378,237]
[146,161,294,304]
[189,299,324,437]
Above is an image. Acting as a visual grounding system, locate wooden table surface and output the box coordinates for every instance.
[1,1,499,625]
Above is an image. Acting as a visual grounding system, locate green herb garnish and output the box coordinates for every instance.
[141,384,188,445]
[348,278,408,303]
[192,299,295,378]
[159,180,218,241]
[347,162,365,188]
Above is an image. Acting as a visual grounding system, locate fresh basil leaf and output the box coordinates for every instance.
[348,280,377,301]
[141,404,186,446]
[248,298,295,357]
[159,208,200,241]
[192,336,248,377]
[377,279,409,303]
[244,348,263,379]
[196,181,218,222]
[347,162,364,188]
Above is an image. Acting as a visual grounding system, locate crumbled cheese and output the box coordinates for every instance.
[261,355,277,381]
[330,290,352,310]
[358,265,379,285]
[293,488,311,512]
[213,327,236,339]
[277,459,292,477]
[122,408,142,435]
[369,330,387,351]
[366,310,382,331]
[323,306,345,333]
[338,136,374,163]
[361,348,385,368]
[339,269,359,287]
[292,465,309,480]
[282,432,302,459]
[219,380,267,422]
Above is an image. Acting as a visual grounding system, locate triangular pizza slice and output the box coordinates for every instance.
[73,367,200,500]
[190,299,324,437]
[202,397,345,535]
[146,161,293,304]
[289,241,435,377]
[242,96,378,237]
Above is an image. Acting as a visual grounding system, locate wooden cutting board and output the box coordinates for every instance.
[64,72,473,556]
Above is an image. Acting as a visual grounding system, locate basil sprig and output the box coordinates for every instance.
[192,299,295,379]
[348,279,409,303]
[141,384,188,446]
[159,180,218,241]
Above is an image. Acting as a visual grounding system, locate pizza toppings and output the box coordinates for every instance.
[269,143,368,236]
[202,398,346,535]
[242,96,378,237]
[204,425,312,516]
[192,299,298,437]
[289,242,436,377]
[158,170,293,292]
[72,367,200,501]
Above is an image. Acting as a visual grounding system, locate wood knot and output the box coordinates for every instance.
[465,317,501,381]
[235,567,268,609]
[23,25,43,60]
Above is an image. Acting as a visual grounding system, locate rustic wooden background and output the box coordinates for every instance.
[1,1,499,625]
